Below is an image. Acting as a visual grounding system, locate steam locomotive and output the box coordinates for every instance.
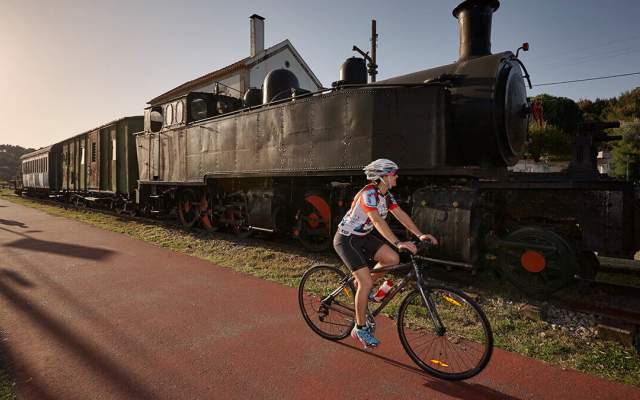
[18,0,639,296]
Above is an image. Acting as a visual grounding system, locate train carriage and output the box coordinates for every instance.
[18,116,143,209]
[19,145,62,196]
[59,116,142,196]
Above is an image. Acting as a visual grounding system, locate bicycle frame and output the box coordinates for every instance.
[323,252,446,334]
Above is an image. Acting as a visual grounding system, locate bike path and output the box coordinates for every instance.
[0,197,638,399]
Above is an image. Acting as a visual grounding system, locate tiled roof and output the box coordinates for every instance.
[148,58,249,105]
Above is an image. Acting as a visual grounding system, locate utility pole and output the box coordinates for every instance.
[370,19,378,82]
[352,19,379,83]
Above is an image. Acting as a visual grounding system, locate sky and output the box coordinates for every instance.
[1,0,639,149]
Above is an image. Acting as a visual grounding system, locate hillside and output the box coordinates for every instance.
[0,145,36,182]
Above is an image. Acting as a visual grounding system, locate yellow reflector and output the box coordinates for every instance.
[443,295,462,307]
[430,359,449,367]
[342,288,351,297]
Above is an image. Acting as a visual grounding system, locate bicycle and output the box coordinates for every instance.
[298,240,493,380]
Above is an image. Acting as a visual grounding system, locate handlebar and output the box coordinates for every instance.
[398,239,435,255]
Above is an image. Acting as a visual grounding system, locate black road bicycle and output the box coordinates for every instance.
[298,241,493,380]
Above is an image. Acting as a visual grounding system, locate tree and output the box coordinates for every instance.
[0,144,35,181]
[610,121,640,181]
[606,88,640,121]
[526,123,571,161]
[531,94,583,133]
[576,98,611,122]
[526,94,581,160]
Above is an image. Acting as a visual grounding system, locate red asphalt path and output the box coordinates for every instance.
[0,197,638,400]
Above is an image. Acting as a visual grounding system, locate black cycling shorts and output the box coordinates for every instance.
[333,232,386,272]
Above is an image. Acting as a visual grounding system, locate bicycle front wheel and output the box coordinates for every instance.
[397,286,493,380]
[298,264,356,340]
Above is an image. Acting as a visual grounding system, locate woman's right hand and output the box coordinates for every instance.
[396,241,417,254]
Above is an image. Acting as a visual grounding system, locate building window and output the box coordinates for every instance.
[81,147,85,165]
[92,142,97,162]
[112,138,117,161]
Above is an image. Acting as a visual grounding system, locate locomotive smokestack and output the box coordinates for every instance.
[453,0,500,61]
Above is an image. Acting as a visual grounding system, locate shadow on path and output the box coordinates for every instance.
[0,269,35,288]
[335,340,521,400]
[0,278,161,400]
[423,378,523,400]
[0,219,27,228]
[1,226,113,261]
[3,238,114,261]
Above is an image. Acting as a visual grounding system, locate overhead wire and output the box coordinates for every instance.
[533,71,640,87]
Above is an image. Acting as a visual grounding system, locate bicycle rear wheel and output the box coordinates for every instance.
[397,286,493,380]
[298,264,356,340]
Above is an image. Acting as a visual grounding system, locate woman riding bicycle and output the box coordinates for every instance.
[333,158,438,348]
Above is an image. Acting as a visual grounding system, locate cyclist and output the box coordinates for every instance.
[333,158,438,348]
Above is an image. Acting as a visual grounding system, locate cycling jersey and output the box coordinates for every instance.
[337,184,399,236]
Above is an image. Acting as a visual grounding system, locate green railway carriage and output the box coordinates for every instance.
[58,116,143,200]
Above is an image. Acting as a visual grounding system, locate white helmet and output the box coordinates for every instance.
[363,158,399,181]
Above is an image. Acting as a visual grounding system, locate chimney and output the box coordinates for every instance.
[453,0,500,61]
[250,14,265,57]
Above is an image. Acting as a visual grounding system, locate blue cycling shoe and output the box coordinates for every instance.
[351,325,380,348]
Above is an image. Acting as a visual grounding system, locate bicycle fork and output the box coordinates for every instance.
[413,261,446,336]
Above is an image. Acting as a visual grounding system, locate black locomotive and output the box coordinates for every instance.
[19,0,639,296]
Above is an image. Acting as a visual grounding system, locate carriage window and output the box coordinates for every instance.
[165,103,174,126]
[91,142,97,162]
[176,100,184,124]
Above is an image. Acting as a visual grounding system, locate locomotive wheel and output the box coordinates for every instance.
[199,194,218,232]
[498,227,577,297]
[226,204,252,238]
[296,193,332,252]
[178,189,199,228]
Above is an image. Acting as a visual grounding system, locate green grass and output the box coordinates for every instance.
[1,189,639,388]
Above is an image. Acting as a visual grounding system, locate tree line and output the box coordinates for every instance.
[529,87,640,181]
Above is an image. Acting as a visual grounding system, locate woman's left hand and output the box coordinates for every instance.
[419,234,438,245]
